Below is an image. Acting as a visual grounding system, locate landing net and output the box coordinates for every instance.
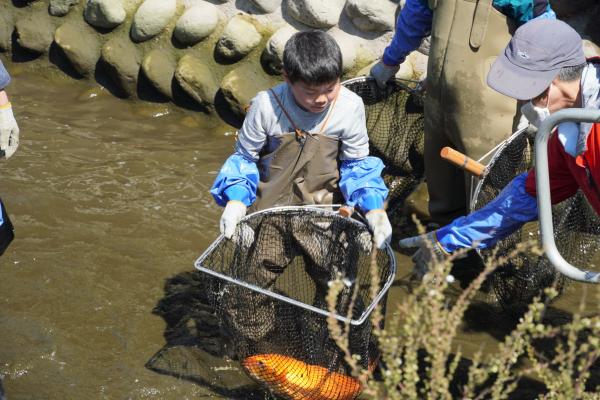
[342,77,425,231]
[194,206,395,399]
[472,128,600,314]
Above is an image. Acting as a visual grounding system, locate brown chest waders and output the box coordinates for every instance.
[425,0,519,224]
[226,92,344,341]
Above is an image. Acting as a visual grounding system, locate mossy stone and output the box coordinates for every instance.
[54,21,101,77]
[15,9,55,54]
[101,37,141,97]
[220,61,281,117]
[142,48,177,99]
[174,54,218,107]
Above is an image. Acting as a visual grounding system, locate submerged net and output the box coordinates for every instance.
[472,128,600,314]
[342,77,425,232]
[194,207,395,399]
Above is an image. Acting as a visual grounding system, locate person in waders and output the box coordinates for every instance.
[0,59,19,256]
[399,19,600,275]
[370,0,555,227]
[210,31,391,342]
[211,30,391,248]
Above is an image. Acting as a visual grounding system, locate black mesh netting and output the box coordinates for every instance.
[473,128,600,314]
[342,78,425,230]
[146,78,419,399]
[196,208,392,399]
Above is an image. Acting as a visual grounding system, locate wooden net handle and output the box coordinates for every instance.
[338,206,354,218]
[440,147,485,178]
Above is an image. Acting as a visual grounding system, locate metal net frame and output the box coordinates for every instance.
[471,128,600,313]
[194,206,395,399]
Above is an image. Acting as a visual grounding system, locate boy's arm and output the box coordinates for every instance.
[210,94,269,207]
[338,103,388,213]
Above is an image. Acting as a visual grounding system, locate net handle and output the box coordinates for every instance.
[440,147,486,178]
[535,108,600,283]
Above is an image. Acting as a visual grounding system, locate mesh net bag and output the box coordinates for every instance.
[342,77,425,232]
[194,207,395,400]
[472,128,600,314]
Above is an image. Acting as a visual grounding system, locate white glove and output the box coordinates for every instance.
[0,104,19,159]
[220,200,247,239]
[365,209,392,249]
[398,231,447,279]
[369,60,400,89]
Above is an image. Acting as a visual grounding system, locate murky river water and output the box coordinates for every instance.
[0,58,597,399]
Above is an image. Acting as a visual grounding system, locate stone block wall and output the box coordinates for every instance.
[0,0,597,124]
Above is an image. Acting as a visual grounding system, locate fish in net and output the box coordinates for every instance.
[342,77,425,233]
[195,207,395,399]
[471,128,600,315]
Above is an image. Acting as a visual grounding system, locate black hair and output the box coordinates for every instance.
[282,30,343,85]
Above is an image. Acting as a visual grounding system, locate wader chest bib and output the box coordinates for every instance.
[250,91,343,212]
[425,0,518,224]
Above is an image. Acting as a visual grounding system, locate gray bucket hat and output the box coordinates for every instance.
[487,19,585,101]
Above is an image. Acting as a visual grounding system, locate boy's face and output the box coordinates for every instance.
[285,78,341,114]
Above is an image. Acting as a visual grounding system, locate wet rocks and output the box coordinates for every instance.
[84,0,126,30]
[175,54,219,107]
[15,10,55,54]
[131,0,177,42]
[286,0,345,28]
[173,3,220,46]
[54,21,101,76]
[101,37,141,96]
[345,0,396,32]
[215,15,262,62]
[250,0,281,13]
[49,0,79,17]
[261,25,297,74]
[329,28,357,72]
[0,13,14,52]
[142,48,177,98]
[220,62,280,117]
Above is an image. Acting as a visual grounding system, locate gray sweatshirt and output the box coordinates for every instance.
[236,82,369,161]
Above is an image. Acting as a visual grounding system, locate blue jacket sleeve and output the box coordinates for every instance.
[339,156,389,212]
[0,60,11,90]
[436,173,538,252]
[210,152,259,207]
[382,0,433,66]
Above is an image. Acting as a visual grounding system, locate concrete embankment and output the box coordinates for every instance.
[0,0,598,124]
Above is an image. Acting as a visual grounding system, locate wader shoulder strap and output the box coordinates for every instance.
[470,0,492,50]
[269,88,302,139]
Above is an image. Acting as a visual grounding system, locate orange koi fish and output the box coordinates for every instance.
[242,353,362,400]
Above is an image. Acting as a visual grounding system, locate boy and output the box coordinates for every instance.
[211,30,392,249]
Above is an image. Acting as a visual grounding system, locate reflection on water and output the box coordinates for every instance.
[0,58,598,399]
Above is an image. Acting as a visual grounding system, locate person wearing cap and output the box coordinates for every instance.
[0,59,17,256]
[370,0,555,226]
[399,18,600,276]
